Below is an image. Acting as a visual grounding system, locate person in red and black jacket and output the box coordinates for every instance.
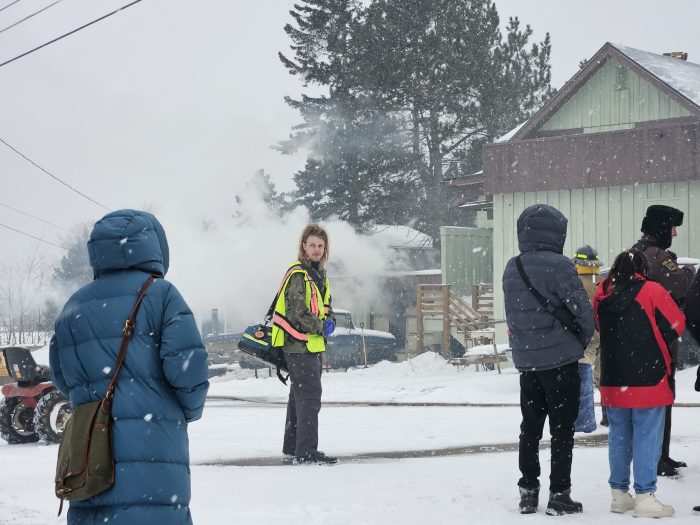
[593,249,685,518]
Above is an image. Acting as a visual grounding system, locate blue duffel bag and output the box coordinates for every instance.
[237,324,288,383]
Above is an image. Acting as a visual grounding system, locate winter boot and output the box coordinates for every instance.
[293,450,338,465]
[693,505,700,513]
[610,489,635,513]
[600,406,609,427]
[518,487,539,514]
[546,491,583,516]
[657,458,679,478]
[665,456,687,469]
[633,493,674,518]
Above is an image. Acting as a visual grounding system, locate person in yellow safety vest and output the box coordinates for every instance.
[276,223,338,465]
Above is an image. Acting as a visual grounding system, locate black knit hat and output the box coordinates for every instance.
[641,205,683,249]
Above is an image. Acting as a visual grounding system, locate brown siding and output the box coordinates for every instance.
[485,121,700,194]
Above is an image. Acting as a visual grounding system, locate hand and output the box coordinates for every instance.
[323,318,335,337]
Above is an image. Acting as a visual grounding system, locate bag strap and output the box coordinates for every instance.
[104,275,158,402]
[515,256,558,315]
[265,264,304,322]
[515,255,581,336]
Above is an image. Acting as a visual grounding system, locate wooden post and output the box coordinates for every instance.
[492,334,502,374]
[442,285,450,360]
[472,284,479,312]
[416,286,423,355]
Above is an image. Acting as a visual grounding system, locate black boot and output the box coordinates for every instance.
[293,450,338,465]
[546,491,583,516]
[600,406,609,427]
[519,487,539,514]
[657,457,679,477]
[665,457,687,469]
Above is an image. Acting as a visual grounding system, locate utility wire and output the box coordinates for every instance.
[0,137,111,211]
[0,222,68,250]
[0,0,143,68]
[0,0,21,14]
[0,0,64,37]
[0,201,70,232]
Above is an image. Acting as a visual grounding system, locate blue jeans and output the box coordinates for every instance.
[607,406,666,494]
[574,364,596,433]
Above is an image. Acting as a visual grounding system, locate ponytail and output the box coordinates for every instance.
[605,249,648,289]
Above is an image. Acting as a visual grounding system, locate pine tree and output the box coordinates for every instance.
[278,0,417,229]
[53,225,92,293]
[279,0,553,241]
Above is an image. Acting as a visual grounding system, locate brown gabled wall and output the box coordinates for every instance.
[485,120,700,194]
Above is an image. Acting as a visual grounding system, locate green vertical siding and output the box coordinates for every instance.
[492,181,700,342]
[540,59,690,134]
[441,227,493,297]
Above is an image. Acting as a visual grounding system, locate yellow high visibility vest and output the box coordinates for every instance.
[271,261,331,352]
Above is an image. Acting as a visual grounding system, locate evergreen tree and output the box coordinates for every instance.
[279,0,553,241]
[53,225,92,293]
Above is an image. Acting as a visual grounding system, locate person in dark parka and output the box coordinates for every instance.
[503,204,594,516]
[50,209,209,525]
[683,270,700,514]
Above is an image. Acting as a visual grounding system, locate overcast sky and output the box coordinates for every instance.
[1,0,699,318]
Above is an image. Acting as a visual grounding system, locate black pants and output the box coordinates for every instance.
[518,362,580,494]
[282,352,323,457]
[661,341,678,461]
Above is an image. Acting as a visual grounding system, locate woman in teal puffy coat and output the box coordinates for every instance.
[50,209,209,525]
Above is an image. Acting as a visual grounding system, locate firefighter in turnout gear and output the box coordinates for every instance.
[632,205,695,478]
[573,245,603,432]
[274,224,338,465]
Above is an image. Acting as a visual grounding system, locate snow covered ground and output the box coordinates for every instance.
[2,352,699,524]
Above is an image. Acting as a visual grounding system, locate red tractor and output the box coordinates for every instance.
[0,346,71,444]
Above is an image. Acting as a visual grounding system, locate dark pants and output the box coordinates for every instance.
[518,362,580,494]
[661,340,677,461]
[282,352,323,457]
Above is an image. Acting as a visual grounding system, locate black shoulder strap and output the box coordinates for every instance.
[515,256,556,314]
[515,255,582,337]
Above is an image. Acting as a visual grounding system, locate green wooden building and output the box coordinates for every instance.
[484,42,700,340]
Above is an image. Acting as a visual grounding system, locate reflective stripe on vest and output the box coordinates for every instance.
[271,261,331,352]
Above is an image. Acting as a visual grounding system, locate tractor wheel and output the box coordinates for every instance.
[34,389,72,443]
[0,396,40,444]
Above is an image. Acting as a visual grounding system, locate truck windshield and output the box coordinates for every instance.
[335,313,353,329]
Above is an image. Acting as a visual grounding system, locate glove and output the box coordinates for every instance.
[323,318,335,337]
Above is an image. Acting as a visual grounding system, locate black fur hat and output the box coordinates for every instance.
[641,205,683,249]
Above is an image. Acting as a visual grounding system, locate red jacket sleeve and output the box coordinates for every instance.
[648,281,686,339]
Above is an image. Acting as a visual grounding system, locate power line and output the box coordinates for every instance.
[0,0,144,68]
[0,137,111,211]
[0,0,64,37]
[0,0,21,14]
[0,201,70,232]
[0,222,68,250]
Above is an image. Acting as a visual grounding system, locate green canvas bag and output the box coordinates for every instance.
[54,275,157,516]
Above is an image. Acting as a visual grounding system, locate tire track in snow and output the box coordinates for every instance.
[193,434,609,467]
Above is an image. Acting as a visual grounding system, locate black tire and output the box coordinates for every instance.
[33,389,72,443]
[0,396,40,444]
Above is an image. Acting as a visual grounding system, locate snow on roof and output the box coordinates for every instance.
[611,43,700,108]
[495,121,526,143]
[366,225,433,249]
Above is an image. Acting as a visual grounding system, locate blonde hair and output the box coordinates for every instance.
[297,223,329,266]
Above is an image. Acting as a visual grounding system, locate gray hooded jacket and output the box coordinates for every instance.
[502,204,594,371]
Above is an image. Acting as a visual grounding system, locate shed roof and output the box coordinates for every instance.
[509,42,700,142]
[612,43,700,107]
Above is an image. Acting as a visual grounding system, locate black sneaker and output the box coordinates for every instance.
[657,458,680,478]
[665,457,687,469]
[293,451,338,465]
[546,491,583,516]
[519,487,539,514]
